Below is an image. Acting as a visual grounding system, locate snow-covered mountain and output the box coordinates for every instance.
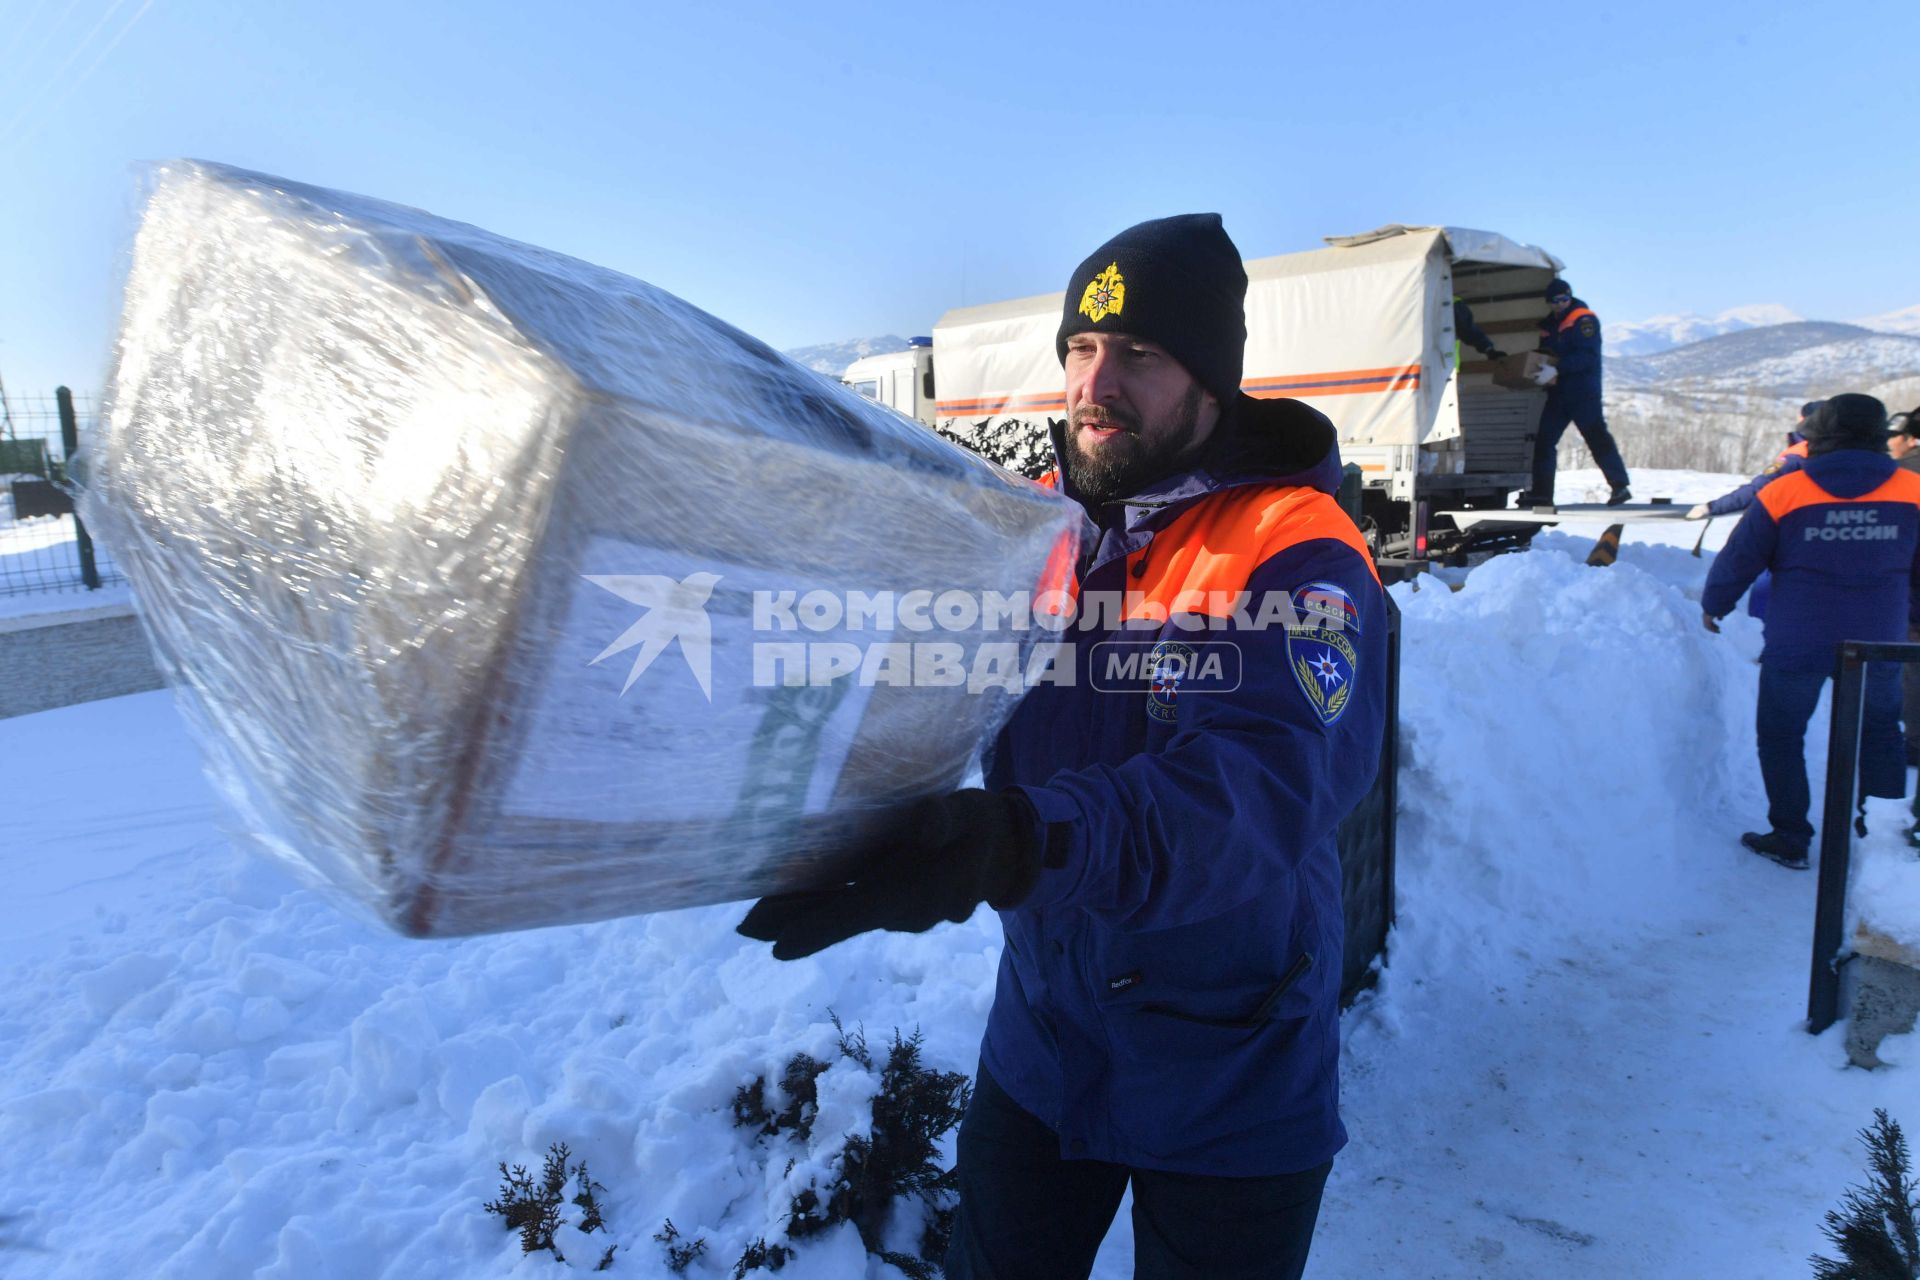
[1597,322,1920,473]
[783,334,911,378]
[1855,304,1920,338]
[1608,322,1920,393]
[1608,305,1802,357]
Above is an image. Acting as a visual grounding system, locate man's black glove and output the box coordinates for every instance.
[1485,347,1507,361]
[737,789,1042,960]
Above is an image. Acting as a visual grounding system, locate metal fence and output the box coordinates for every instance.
[1337,589,1400,1006]
[1,386,117,598]
[1806,640,1920,1033]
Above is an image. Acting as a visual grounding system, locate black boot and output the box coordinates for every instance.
[1741,830,1810,870]
[1607,486,1633,506]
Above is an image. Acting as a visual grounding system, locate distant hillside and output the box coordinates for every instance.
[1609,305,1802,357]
[1855,304,1920,337]
[1609,322,1920,391]
[783,335,911,377]
[1594,322,1920,474]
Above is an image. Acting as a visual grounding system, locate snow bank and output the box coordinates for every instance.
[1388,546,1758,962]
[1,513,1912,1277]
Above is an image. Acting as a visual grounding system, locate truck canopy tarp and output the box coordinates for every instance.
[932,225,1559,453]
[1324,224,1564,272]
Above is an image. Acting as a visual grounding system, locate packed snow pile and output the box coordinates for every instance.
[1391,545,1758,949]
[86,161,1075,939]
[1,494,1912,1277]
[1854,836,1920,956]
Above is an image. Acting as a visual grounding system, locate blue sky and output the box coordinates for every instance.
[1,0,1915,400]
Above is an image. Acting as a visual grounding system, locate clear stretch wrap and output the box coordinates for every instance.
[85,161,1078,938]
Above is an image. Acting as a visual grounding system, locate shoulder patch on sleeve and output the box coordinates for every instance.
[1285,582,1360,725]
[1578,318,1598,338]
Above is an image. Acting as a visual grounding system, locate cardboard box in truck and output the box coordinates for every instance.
[1492,351,1558,390]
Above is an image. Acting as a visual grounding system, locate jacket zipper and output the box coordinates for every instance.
[1137,952,1314,1030]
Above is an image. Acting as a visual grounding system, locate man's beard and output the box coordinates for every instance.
[1059,385,1207,507]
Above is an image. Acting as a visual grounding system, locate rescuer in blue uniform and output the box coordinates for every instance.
[1685,403,1824,624]
[1701,395,1920,867]
[1894,407,1920,783]
[1685,402,1823,522]
[1518,277,1632,507]
[740,214,1387,1279]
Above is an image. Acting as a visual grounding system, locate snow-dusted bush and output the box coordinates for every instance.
[724,1018,972,1278]
[1812,1109,1919,1280]
[653,1219,708,1273]
[483,1141,617,1270]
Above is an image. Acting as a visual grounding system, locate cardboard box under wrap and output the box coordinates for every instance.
[86,161,1079,937]
[1491,350,1557,390]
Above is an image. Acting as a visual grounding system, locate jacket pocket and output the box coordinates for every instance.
[1136,952,1313,1031]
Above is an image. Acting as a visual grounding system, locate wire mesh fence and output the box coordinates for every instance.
[0,387,120,600]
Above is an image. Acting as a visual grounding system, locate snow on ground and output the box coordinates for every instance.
[0,485,125,619]
[0,579,132,622]
[2,471,1916,1278]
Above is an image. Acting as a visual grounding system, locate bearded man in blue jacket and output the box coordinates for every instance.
[1701,394,1920,867]
[741,214,1387,1279]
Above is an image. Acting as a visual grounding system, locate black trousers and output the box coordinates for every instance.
[1531,387,1630,496]
[1903,625,1920,764]
[943,1065,1332,1280]
[1756,662,1905,844]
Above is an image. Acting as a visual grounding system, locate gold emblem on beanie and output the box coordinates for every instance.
[1078,263,1126,324]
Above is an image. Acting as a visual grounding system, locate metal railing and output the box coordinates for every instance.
[1337,590,1400,1005]
[0,386,117,597]
[1806,639,1920,1033]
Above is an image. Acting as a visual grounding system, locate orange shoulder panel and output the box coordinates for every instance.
[1758,465,1920,521]
[1784,440,1810,458]
[1035,469,1060,490]
[1124,485,1378,621]
[1858,467,1920,505]
[1757,469,1826,521]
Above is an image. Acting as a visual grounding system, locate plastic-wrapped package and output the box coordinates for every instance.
[85,161,1077,937]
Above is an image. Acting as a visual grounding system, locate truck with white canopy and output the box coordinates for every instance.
[907,224,1568,564]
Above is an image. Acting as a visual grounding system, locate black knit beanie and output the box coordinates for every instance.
[1802,393,1889,454]
[1055,213,1248,406]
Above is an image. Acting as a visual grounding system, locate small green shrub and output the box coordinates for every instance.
[654,1218,708,1274]
[483,1141,617,1270]
[1812,1109,1919,1280]
[730,1017,971,1278]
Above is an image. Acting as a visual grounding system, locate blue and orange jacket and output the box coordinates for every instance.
[1539,298,1603,396]
[1706,436,1810,518]
[982,395,1387,1176]
[1702,448,1920,671]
